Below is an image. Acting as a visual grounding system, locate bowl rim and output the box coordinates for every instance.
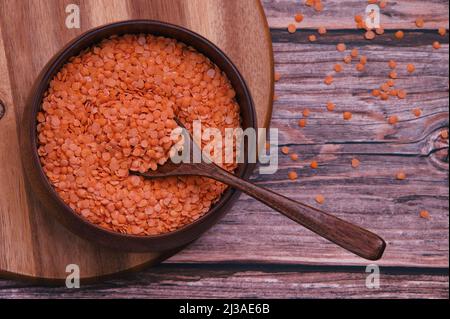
[24,19,257,251]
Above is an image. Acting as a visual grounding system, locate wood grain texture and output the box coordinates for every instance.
[0,0,449,299]
[263,0,450,29]
[168,30,449,268]
[0,264,447,298]
[0,0,273,279]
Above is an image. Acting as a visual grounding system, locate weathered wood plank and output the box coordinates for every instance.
[167,32,449,268]
[0,264,447,298]
[271,39,449,145]
[263,0,450,30]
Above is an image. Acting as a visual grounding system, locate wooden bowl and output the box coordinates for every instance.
[21,20,257,252]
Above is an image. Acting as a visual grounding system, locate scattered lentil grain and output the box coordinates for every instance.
[295,13,304,23]
[351,158,360,168]
[356,63,365,72]
[415,18,425,28]
[396,171,406,180]
[326,102,335,111]
[315,194,325,204]
[344,55,352,64]
[343,111,352,120]
[365,30,376,40]
[318,26,327,35]
[432,41,441,49]
[438,27,447,36]
[395,30,404,40]
[336,43,346,52]
[334,64,343,72]
[274,72,282,81]
[376,27,385,35]
[309,34,317,42]
[388,115,399,125]
[360,56,368,65]
[419,210,430,219]
[324,75,334,85]
[397,90,407,99]
[288,171,298,180]
[288,24,297,34]
[412,108,422,117]
[388,60,397,69]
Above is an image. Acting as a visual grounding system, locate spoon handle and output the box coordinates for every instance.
[205,166,386,260]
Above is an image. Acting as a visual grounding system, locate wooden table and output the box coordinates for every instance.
[0,0,448,298]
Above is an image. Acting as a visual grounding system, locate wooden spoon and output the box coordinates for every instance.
[132,125,386,261]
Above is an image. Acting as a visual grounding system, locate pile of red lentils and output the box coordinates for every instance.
[37,34,241,235]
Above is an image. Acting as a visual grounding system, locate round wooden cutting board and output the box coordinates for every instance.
[0,0,273,280]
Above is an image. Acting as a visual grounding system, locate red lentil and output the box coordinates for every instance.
[375,27,385,35]
[412,108,422,117]
[318,26,327,35]
[343,111,352,120]
[388,60,397,69]
[324,75,334,85]
[344,55,352,64]
[351,158,360,168]
[288,24,297,34]
[360,56,368,65]
[365,30,376,40]
[395,30,404,40]
[288,171,298,180]
[388,115,399,125]
[415,18,425,28]
[326,102,335,111]
[397,90,407,99]
[334,64,343,72]
[419,210,430,219]
[336,43,346,52]
[274,72,282,81]
[295,13,304,23]
[314,1,324,12]
[396,171,406,180]
[372,89,381,97]
[315,194,325,204]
